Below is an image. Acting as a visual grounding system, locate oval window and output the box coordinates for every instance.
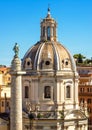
[27,61,30,66]
[65,61,68,65]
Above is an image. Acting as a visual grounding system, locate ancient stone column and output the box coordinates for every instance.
[10,43,25,130]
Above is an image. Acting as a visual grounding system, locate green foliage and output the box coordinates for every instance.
[84,59,92,64]
[59,111,64,119]
[73,53,86,63]
[73,54,92,66]
[37,113,42,118]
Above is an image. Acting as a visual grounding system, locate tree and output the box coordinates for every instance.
[84,59,92,64]
[73,53,86,63]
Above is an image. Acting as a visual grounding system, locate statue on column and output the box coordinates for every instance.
[13,43,19,58]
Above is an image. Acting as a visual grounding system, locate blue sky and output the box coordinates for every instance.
[0,0,92,66]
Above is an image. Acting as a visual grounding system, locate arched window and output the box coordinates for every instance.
[25,86,29,98]
[43,26,45,37]
[2,101,4,107]
[52,27,54,36]
[47,26,50,40]
[66,86,71,98]
[44,86,51,98]
[87,98,91,104]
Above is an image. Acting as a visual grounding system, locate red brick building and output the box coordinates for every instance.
[77,66,92,130]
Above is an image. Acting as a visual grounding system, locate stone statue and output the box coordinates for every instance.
[13,43,19,57]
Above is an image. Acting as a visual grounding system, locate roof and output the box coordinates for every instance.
[22,41,76,73]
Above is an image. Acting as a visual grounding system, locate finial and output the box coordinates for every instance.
[13,43,19,58]
[46,4,51,18]
[48,4,50,15]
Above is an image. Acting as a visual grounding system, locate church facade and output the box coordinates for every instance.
[10,9,88,130]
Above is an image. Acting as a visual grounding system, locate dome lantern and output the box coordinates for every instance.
[40,8,57,42]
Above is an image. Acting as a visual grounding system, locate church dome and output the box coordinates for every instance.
[22,8,76,72]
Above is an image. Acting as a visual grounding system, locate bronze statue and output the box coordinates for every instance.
[13,43,19,57]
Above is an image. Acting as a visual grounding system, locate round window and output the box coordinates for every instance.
[45,61,50,65]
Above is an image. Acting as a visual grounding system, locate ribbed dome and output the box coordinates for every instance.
[22,41,76,72]
[22,8,76,73]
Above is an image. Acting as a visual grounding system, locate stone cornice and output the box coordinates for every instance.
[10,71,26,75]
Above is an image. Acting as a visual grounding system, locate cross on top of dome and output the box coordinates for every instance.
[46,7,51,18]
[48,7,50,14]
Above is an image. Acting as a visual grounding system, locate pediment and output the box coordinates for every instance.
[65,110,87,120]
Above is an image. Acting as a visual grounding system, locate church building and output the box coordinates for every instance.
[10,8,88,130]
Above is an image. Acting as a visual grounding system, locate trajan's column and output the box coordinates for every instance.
[10,43,25,130]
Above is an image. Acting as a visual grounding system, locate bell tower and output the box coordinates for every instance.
[40,8,57,42]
